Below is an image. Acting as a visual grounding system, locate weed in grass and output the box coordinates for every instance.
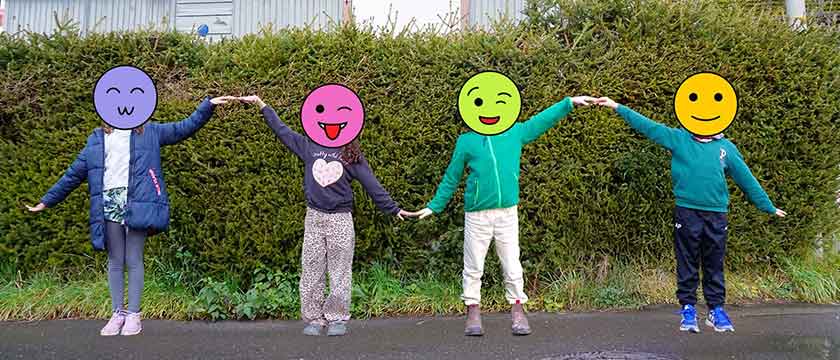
[352,264,408,318]
[400,274,464,315]
[235,269,299,320]
[783,257,840,303]
[189,267,299,321]
[542,270,587,312]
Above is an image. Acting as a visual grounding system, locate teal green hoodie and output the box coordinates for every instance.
[616,105,776,214]
[427,97,574,213]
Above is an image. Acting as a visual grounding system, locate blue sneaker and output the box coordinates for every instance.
[679,304,700,333]
[706,306,735,332]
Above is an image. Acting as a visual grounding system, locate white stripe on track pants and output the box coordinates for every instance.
[461,205,528,305]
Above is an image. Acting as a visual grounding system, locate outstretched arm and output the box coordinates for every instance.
[725,145,785,216]
[595,97,681,151]
[157,96,234,146]
[350,154,409,218]
[422,137,468,215]
[35,142,90,210]
[519,96,594,144]
[240,95,309,158]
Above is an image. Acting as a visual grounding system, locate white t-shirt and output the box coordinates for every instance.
[103,129,131,191]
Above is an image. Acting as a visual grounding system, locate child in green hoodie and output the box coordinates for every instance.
[594,94,786,334]
[408,71,595,336]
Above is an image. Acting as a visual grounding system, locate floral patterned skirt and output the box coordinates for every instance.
[103,187,128,224]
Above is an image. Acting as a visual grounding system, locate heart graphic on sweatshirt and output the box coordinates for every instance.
[312,158,344,187]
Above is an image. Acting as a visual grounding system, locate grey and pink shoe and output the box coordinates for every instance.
[511,301,532,336]
[464,304,484,336]
[120,312,142,336]
[100,311,126,336]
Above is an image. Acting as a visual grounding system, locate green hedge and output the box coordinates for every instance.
[1,0,838,283]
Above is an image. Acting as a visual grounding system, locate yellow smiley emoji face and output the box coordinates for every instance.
[673,72,738,136]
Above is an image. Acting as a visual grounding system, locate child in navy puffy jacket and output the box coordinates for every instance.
[28,95,235,336]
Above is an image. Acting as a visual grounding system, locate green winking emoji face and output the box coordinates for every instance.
[458,71,522,135]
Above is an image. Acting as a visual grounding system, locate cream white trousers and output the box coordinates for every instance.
[461,205,528,305]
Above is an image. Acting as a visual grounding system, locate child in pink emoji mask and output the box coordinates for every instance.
[300,84,365,148]
[239,89,410,337]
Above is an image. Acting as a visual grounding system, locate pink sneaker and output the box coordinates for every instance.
[120,312,142,336]
[100,311,125,336]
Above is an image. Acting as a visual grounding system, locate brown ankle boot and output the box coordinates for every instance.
[511,302,531,336]
[464,304,484,336]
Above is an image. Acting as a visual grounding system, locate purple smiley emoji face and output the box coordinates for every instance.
[93,65,157,130]
[300,84,365,148]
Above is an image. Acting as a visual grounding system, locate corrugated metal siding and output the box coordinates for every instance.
[7,0,172,35]
[8,0,85,34]
[468,0,526,28]
[232,0,342,35]
[88,0,172,32]
[8,0,343,36]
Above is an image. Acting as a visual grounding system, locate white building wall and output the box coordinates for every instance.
[6,0,342,37]
[7,0,173,35]
[466,0,526,29]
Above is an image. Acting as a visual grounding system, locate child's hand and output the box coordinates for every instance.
[210,96,237,105]
[396,209,413,220]
[239,95,267,109]
[571,96,597,107]
[774,208,787,217]
[405,208,434,219]
[594,97,619,109]
[26,203,46,213]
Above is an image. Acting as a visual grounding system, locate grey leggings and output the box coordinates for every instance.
[105,221,146,313]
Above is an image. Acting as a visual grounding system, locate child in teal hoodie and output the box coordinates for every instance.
[595,96,786,334]
[409,70,595,336]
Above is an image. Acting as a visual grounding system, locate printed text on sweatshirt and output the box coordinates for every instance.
[261,106,400,214]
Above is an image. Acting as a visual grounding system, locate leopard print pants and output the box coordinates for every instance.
[300,207,355,324]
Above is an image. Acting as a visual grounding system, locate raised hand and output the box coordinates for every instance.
[570,96,597,107]
[775,208,788,217]
[210,96,238,105]
[239,95,267,109]
[26,203,46,213]
[593,97,619,109]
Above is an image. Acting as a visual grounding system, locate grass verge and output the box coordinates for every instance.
[1,256,837,321]
[0,269,194,321]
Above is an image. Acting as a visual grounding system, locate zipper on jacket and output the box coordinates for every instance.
[125,130,135,220]
[98,129,107,219]
[473,180,479,208]
[149,168,161,196]
[486,136,502,208]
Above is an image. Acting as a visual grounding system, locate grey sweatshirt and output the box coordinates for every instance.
[261,106,400,215]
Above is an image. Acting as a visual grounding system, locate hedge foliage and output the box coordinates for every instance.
[1,0,839,284]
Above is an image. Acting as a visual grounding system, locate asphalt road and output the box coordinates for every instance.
[1,304,838,360]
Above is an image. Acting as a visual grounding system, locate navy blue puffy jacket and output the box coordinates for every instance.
[40,98,216,250]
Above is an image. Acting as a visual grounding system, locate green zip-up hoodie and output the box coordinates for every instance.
[427,97,574,213]
[616,105,776,214]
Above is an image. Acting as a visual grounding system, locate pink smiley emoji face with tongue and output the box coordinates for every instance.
[300,84,365,148]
